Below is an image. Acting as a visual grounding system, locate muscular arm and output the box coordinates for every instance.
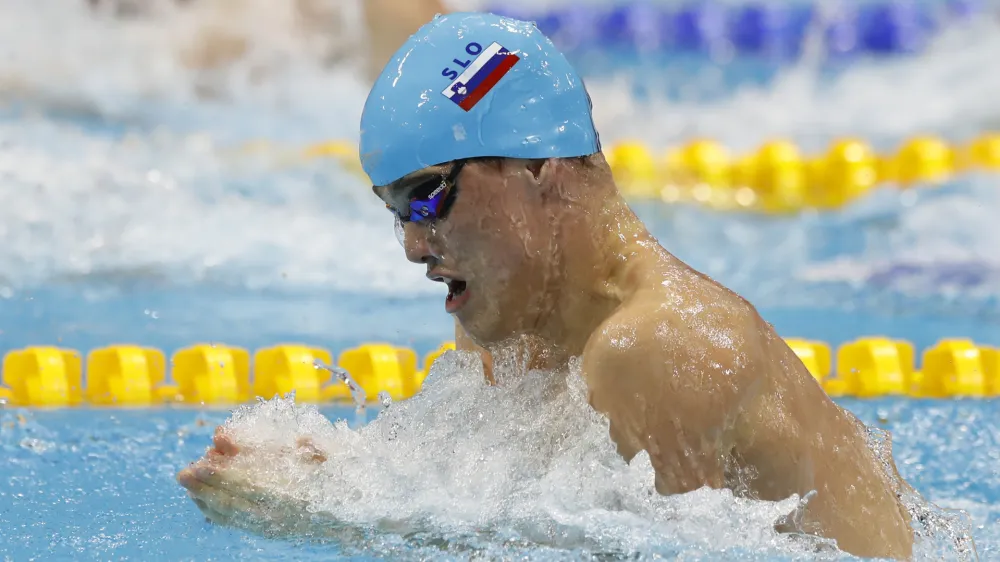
[582,304,915,559]
[580,314,751,495]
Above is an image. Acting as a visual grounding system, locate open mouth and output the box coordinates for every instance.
[446,279,467,302]
[429,273,471,313]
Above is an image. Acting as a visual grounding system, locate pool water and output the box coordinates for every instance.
[1,388,996,560]
[2,0,1000,560]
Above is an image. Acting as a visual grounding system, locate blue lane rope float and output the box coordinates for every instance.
[485,0,991,60]
[1,337,998,407]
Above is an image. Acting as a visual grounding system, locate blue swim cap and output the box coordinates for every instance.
[360,12,601,187]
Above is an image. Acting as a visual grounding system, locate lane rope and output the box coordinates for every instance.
[280,132,1000,214]
[2,336,997,406]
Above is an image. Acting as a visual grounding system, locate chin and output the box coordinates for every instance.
[457,311,507,349]
[456,288,537,346]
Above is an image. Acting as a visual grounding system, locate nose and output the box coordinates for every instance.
[401,221,439,265]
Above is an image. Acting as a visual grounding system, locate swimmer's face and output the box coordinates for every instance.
[375,158,560,345]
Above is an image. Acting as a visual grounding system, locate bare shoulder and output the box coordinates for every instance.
[582,287,765,395]
[579,287,770,491]
[582,288,768,436]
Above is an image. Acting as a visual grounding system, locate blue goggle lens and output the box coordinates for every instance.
[406,179,449,221]
[388,175,450,247]
[384,161,465,247]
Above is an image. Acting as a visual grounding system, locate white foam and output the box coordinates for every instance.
[792,175,1000,296]
[219,352,818,558]
[211,351,974,559]
[0,1,998,301]
[587,17,1000,149]
[0,117,428,294]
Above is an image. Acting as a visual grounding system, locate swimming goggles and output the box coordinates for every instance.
[383,160,465,224]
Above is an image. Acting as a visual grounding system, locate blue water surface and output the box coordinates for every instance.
[2,15,1000,559]
[0,400,997,561]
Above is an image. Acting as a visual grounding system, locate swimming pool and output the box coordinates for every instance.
[2,1,1000,560]
[0,395,994,560]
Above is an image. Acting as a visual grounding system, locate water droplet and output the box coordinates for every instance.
[314,359,368,423]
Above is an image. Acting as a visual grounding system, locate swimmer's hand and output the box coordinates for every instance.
[176,426,332,538]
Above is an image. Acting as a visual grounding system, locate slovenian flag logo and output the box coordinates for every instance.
[442,42,520,112]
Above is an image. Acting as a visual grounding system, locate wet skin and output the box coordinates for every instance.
[381,156,916,559]
[179,156,918,560]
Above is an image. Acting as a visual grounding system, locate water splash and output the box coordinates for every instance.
[864,425,980,561]
[208,350,972,560]
[313,358,368,424]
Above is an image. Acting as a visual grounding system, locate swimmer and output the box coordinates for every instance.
[179,12,918,559]
[86,0,448,84]
[359,0,450,82]
[359,12,916,560]
[183,0,449,89]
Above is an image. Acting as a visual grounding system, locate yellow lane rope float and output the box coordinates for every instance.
[275,133,1000,215]
[1,337,997,407]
